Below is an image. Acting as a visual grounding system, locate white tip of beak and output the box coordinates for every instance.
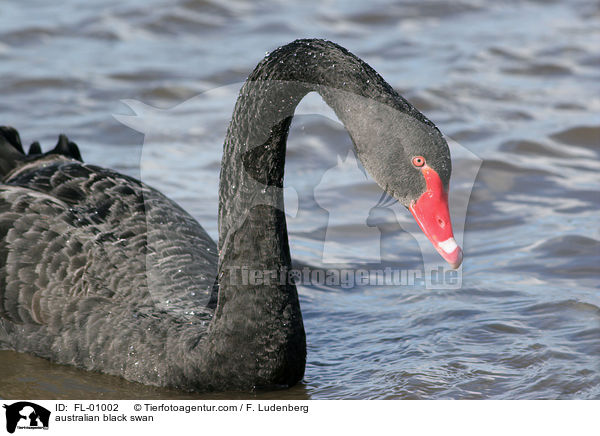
[438,237,458,254]
[436,237,463,269]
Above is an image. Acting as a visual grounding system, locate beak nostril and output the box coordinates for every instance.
[437,217,445,227]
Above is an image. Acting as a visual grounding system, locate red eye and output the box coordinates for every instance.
[412,156,425,167]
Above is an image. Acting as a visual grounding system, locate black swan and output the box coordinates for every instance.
[0,39,461,392]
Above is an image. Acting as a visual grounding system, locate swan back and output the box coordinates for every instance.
[0,130,217,384]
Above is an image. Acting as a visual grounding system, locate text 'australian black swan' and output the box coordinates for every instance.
[0,39,462,392]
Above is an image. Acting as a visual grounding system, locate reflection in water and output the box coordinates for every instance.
[0,351,311,400]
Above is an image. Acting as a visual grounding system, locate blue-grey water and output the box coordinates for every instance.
[0,0,599,399]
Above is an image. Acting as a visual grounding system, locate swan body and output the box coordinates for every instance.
[0,39,460,391]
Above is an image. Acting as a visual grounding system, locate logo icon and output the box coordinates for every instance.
[115,82,482,293]
[3,402,50,434]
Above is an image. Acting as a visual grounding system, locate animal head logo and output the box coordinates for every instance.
[115,81,481,290]
[3,402,50,434]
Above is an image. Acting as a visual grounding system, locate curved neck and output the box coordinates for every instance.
[217,40,415,284]
[205,39,417,389]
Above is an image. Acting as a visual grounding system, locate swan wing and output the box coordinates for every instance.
[0,156,217,340]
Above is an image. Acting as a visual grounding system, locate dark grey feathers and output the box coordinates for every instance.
[0,128,217,386]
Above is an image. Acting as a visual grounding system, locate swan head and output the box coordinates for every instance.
[347,101,463,269]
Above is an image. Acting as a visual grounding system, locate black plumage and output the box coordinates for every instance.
[0,39,453,391]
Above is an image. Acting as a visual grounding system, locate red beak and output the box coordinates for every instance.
[409,165,463,269]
